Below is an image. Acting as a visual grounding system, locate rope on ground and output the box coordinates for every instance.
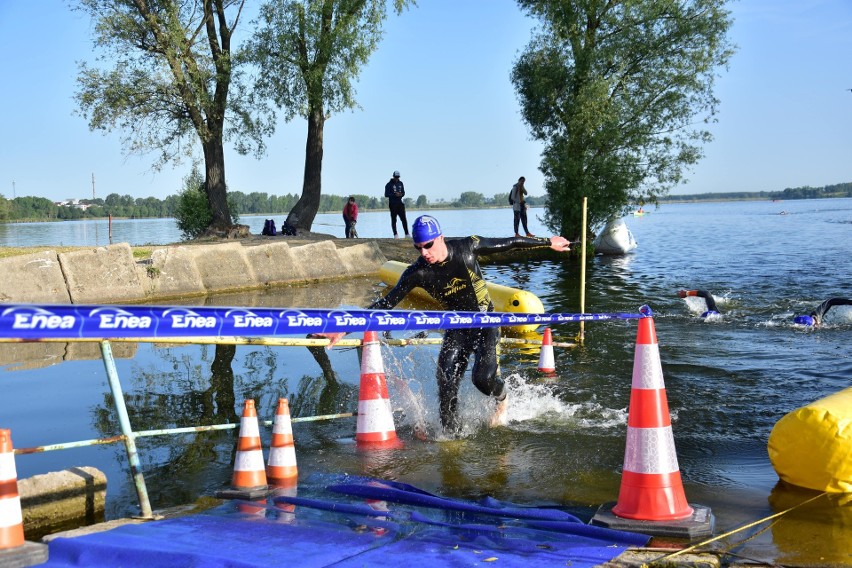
[651,491,828,564]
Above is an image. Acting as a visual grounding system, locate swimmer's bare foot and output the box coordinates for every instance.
[489,395,509,427]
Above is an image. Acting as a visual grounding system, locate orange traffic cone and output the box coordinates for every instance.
[0,429,24,551]
[612,316,692,520]
[356,332,403,449]
[1,429,48,566]
[216,400,269,501]
[267,398,298,487]
[591,314,713,538]
[537,328,556,374]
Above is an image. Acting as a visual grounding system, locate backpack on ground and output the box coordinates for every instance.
[262,219,277,236]
[280,221,297,236]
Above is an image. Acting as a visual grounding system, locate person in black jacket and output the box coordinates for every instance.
[316,215,571,435]
[384,170,409,239]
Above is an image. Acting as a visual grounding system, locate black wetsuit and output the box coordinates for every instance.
[811,298,852,324]
[694,290,719,313]
[369,235,553,433]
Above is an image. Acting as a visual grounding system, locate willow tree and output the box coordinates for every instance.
[74,0,274,233]
[512,0,735,239]
[244,0,413,231]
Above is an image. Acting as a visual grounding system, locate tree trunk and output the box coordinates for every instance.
[203,139,232,229]
[286,106,325,231]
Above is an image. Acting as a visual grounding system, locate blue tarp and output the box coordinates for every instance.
[41,477,649,568]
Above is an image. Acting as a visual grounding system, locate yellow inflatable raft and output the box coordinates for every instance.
[377,261,545,333]
[767,387,852,493]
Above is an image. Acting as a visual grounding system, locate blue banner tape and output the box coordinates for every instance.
[0,305,645,340]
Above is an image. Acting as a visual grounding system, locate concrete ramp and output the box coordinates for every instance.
[59,244,145,304]
[0,250,71,304]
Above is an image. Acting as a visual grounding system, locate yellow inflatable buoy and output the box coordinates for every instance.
[377,261,545,333]
[767,387,852,493]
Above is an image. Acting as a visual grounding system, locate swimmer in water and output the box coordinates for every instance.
[793,298,852,327]
[677,289,720,317]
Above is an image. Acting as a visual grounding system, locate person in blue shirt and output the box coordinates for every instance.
[794,298,852,327]
[384,170,409,239]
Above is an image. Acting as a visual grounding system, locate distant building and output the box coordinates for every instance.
[55,199,91,211]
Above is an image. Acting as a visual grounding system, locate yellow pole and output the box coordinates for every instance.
[579,197,588,343]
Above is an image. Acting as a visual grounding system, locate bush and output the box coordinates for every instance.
[174,167,240,240]
[174,168,211,240]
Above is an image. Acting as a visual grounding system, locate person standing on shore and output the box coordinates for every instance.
[342,196,358,239]
[385,170,409,239]
[510,176,534,237]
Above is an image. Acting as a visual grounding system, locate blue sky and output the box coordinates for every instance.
[1,1,850,204]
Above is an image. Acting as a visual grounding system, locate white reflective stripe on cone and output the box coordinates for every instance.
[0,498,23,527]
[234,451,266,472]
[633,344,665,389]
[623,426,680,474]
[239,417,260,437]
[268,447,297,466]
[357,399,395,432]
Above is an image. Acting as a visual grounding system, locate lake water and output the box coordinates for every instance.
[2,199,851,565]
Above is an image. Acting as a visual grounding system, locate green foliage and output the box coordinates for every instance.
[174,167,239,240]
[512,0,735,238]
[73,0,276,230]
[175,169,213,241]
[241,0,415,231]
[0,195,10,221]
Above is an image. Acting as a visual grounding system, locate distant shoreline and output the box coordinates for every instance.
[2,194,849,226]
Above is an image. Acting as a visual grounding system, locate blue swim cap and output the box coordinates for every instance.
[793,315,815,326]
[700,310,720,318]
[412,215,442,243]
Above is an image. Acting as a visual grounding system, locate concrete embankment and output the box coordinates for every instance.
[0,236,393,305]
[0,234,398,541]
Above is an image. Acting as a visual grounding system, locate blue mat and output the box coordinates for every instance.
[42,477,649,568]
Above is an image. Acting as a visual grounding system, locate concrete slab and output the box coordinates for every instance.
[288,240,347,280]
[19,467,107,541]
[189,243,256,292]
[242,242,307,285]
[59,243,145,304]
[0,250,71,304]
[141,246,207,299]
[337,241,387,276]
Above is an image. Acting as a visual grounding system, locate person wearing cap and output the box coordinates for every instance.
[677,289,720,317]
[384,170,409,239]
[315,215,571,436]
[510,176,534,237]
[342,196,358,239]
[794,297,852,327]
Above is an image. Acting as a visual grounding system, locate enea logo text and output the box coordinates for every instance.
[5,307,76,330]
[225,309,274,329]
[162,308,218,329]
[280,310,324,329]
[89,308,153,330]
[333,313,367,327]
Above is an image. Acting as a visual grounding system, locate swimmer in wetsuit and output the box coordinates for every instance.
[677,289,720,316]
[318,215,571,434]
[794,298,852,327]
